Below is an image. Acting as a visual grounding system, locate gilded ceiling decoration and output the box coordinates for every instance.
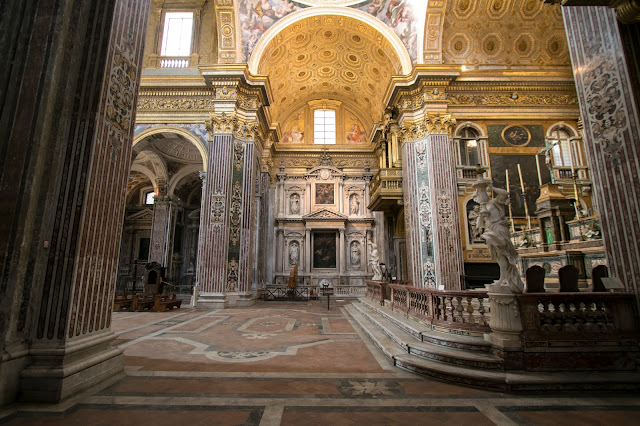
[443,0,570,68]
[257,14,403,127]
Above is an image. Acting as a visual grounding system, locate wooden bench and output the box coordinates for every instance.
[152,292,182,312]
[133,294,156,311]
[113,292,136,311]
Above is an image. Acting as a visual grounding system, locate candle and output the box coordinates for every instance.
[506,170,515,233]
[517,163,525,193]
[535,155,543,186]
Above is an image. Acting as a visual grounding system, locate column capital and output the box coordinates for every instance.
[400,113,456,143]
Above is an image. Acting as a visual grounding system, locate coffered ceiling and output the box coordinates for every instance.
[256,14,404,127]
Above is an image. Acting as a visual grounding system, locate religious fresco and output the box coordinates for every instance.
[238,0,424,62]
[282,112,305,143]
[345,112,367,144]
[315,183,334,204]
[313,232,337,269]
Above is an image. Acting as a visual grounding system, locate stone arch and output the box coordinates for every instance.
[168,164,203,198]
[248,7,413,76]
[133,126,208,172]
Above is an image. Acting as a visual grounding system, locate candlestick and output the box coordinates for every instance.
[517,164,533,233]
[535,155,543,186]
[506,170,515,233]
[569,140,581,220]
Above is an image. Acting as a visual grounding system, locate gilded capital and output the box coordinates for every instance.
[424,113,456,136]
[211,112,238,134]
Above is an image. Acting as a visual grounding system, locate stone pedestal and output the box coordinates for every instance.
[486,293,523,350]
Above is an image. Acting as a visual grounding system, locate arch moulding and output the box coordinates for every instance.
[133,126,209,172]
[247,6,414,76]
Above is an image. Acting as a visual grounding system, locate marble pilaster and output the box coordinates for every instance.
[563,6,640,309]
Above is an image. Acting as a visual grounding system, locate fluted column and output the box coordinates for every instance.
[563,6,640,310]
[401,113,464,290]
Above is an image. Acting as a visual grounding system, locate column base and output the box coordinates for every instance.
[0,344,29,405]
[197,292,256,309]
[19,331,123,403]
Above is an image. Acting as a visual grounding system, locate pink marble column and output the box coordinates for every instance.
[401,114,464,290]
[0,0,150,403]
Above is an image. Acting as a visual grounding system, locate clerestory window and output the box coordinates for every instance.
[160,12,194,57]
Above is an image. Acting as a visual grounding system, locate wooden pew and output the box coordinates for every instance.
[152,292,182,312]
[133,294,156,311]
[113,292,136,311]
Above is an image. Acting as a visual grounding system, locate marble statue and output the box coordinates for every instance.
[473,177,524,294]
[350,241,361,267]
[350,194,360,215]
[290,193,300,214]
[289,241,299,267]
[367,235,382,280]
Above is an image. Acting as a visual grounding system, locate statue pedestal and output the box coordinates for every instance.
[486,292,523,350]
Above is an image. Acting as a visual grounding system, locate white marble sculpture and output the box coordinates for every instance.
[368,235,382,280]
[473,175,524,294]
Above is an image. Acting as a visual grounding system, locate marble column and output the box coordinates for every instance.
[401,114,464,290]
[339,229,346,274]
[148,197,174,267]
[196,114,260,308]
[0,0,150,403]
[305,229,312,273]
[563,7,640,308]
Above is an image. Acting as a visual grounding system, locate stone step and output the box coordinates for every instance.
[358,298,493,353]
[346,303,640,391]
[349,303,503,370]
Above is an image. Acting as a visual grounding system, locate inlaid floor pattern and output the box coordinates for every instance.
[2,301,639,425]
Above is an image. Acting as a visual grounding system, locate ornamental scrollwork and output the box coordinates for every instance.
[229,180,242,246]
[212,112,238,134]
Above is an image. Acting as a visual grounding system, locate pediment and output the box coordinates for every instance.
[303,208,348,221]
[126,208,153,222]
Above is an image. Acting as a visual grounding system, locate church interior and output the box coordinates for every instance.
[2,0,640,424]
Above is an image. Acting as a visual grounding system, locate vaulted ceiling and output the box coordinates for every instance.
[256,14,405,128]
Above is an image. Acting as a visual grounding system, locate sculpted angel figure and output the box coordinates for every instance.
[474,184,524,294]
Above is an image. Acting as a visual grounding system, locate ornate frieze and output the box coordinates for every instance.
[448,92,579,106]
[137,95,217,111]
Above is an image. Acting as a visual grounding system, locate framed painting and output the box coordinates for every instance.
[502,125,531,147]
[315,183,334,204]
[313,232,336,269]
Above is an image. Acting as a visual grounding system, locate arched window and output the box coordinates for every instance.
[458,126,480,166]
[314,109,336,145]
[549,127,574,167]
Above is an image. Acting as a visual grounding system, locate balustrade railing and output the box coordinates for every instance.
[385,284,490,332]
[365,280,386,305]
[518,292,639,340]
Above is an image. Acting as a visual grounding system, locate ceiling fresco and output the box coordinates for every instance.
[238,0,426,63]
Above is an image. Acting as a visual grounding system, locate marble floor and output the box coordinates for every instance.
[1,300,640,425]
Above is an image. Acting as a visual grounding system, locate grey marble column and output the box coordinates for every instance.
[563,6,640,309]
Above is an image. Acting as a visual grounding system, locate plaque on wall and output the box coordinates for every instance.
[502,125,531,146]
[313,232,337,269]
[315,183,335,204]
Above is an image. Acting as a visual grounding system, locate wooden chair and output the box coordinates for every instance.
[287,264,298,298]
